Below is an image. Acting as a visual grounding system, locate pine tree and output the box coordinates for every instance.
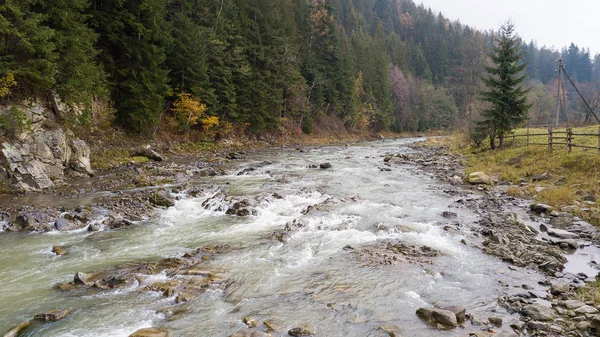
[475,22,531,149]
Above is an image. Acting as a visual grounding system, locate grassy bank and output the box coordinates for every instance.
[431,125,600,225]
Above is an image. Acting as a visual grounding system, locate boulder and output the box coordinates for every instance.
[530,203,553,214]
[441,306,466,323]
[522,304,555,321]
[416,307,457,328]
[288,325,316,336]
[51,245,67,256]
[468,172,492,185]
[2,321,31,337]
[149,191,175,208]
[34,309,70,322]
[319,162,332,169]
[128,328,170,337]
[73,272,91,284]
[574,305,598,314]
[560,300,586,309]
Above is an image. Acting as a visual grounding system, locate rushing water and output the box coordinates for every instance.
[1,138,554,336]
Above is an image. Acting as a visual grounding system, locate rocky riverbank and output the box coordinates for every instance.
[394,143,600,336]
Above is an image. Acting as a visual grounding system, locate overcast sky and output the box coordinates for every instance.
[417,0,600,55]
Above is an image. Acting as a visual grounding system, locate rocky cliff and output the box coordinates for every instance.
[0,99,93,192]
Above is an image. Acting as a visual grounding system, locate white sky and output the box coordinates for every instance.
[417,0,600,55]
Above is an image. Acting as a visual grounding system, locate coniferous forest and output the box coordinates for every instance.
[1,0,599,137]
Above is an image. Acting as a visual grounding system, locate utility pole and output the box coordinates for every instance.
[555,59,570,127]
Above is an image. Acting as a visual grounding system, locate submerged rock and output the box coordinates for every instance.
[2,321,31,337]
[34,309,70,322]
[51,245,67,256]
[319,162,332,169]
[288,325,316,336]
[230,330,270,337]
[128,327,170,337]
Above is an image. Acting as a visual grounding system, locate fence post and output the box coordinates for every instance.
[598,126,600,155]
[513,134,516,148]
[548,127,553,152]
[567,128,572,152]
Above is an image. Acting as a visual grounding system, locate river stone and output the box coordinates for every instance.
[550,283,570,295]
[242,316,257,328]
[527,321,548,330]
[590,315,600,330]
[574,305,598,314]
[468,333,487,337]
[576,321,590,330]
[288,325,316,336]
[488,316,503,327]
[34,309,70,322]
[73,272,91,284]
[530,203,553,214]
[547,227,579,240]
[2,321,32,337]
[128,328,170,337]
[378,324,402,337]
[510,321,525,331]
[468,172,492,185]
[149,191,175,208]
[441,306,466,323]
[522,304,555,321]
[51,245,67,256]
[560,300,586,309]
[416,308,457,328]
[319,162,332,169]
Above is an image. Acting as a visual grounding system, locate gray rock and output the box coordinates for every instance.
[530,203,553,214]
[2,321,31,337]
[288,325,315,336]
[319,162,332,169]
[590,315,600,330]
[574,305,598,314]
[510,321,525,331]
[550,283,570,295]
[74,272,91,284]
[135,146,164,162]
[547,227,579,240]
[128,328,170,337]
[526,321,548,330]
[416,307,458,328]
[560,300,586,309]
[488,316,503,327]
[230,330,269,337]
[576,321,590,331]
[468,172,492,185]
[522,304,555,321]
[34,309,70,322]
[441,306,466,323]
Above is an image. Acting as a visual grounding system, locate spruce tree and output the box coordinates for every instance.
[476,22,530,149]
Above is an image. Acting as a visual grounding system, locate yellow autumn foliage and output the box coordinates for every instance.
[171,92,207,129]
[0,74,17,98]
[201,116,219,132]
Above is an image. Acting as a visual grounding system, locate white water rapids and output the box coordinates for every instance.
[0,138,553,336]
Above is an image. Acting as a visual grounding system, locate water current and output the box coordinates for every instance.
[0,138,564,336]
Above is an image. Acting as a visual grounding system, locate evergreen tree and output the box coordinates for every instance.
[475,22,530,149]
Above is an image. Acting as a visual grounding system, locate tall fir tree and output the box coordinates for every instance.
[476,22,531,149]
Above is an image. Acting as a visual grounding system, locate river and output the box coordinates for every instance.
[0,138,561,336]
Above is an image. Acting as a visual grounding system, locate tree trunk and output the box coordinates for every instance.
[498,135,504,149]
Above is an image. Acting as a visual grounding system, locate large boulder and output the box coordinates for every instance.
[2,321,31,337]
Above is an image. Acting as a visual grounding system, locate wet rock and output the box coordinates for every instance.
[73,272,91,284]
[288,325,316,336]
[2,321,31,337]
[54,217,81,231]
[377,324,402,337]
[149,191,175,208]
[128,327,170,337]
[522,304,555,321]
[510,321,525,331]
[51,245,67,256]
[468,172,492,185]
[468,333,487,337]
[488,316,503,327]
[263,320,279,333]
[530,203,553,214]
[34,309,70,322]
[227,152,245,160]
[441,306,466,323]
[319,162,332,169]
[584,195,597,202]
[135,146,165,162]
[441,211,457,219]
[242,316,257,328]
[547,227,579,240]
[416,307,457,328]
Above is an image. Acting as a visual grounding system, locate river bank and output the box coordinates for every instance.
[2,137,600,337]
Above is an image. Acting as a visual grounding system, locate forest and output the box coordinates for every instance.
[1,0,599,137]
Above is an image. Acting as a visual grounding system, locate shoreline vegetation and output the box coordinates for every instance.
[425,125,600,226]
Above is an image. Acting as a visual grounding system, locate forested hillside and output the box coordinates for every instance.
[1,0,599,137]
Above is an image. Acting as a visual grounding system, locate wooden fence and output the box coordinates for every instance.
[502,127,600,154]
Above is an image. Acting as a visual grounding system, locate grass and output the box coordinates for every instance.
[91,149,151,170]
[432,125,600,225]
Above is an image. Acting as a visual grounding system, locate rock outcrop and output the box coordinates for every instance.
[0,100,93,192]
